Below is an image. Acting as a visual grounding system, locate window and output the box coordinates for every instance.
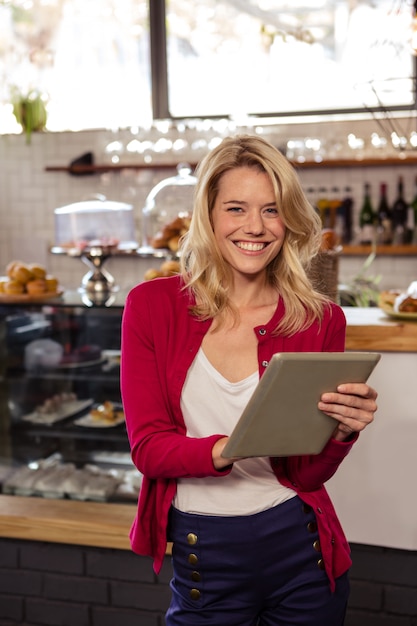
[164,0,416,119]
[0,0,151,133]
[0,0,415,133]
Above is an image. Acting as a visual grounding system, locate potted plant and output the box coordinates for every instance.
[339,251,382,307]
[11,88,48,144]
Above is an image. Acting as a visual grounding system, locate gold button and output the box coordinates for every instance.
[191,571,201,582]
[187,533,198,545]
[307,521,317,533]
[188,553,198,566]
[313,540,321,552]
[190,588,201,601]
[317,558,326,571]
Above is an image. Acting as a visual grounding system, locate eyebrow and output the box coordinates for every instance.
[222,200,277,208]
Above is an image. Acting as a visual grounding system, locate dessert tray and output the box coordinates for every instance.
[22,398,94,426]
[0,289,63,302]
[378,302,417,321]
[378,285,417,321]
[58,357,106,369]
[74,401,125,428]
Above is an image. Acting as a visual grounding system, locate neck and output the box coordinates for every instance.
[228,274,278,309]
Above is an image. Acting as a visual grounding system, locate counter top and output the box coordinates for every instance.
[0,494,173,553]
[343,307,417,352]
[0,495,135,549]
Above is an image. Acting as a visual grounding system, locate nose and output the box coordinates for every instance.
[243,210,265,235]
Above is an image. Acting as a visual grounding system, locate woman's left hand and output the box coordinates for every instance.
[318,383,378,442]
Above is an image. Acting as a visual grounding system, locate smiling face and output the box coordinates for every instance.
[210,166,286,281]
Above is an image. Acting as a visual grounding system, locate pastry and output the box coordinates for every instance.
[160,260,180,276]
[6,260,21,279]
[167,235,181,252]
[320,229,339,251]
[45,276,58,292]
[26,278,47,295]
[3,279,25,294]
[10,262,34,284]
[396,295,417,313]
[389,281,417,313]
[150,214,191,251]
[2,261,60,297]
[150,233,170,249]
[29,263,47,279]
[90,400,124,423]
[379,290,400,309]
[144,268,163,281]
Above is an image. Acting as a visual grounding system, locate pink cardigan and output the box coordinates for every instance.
[120,275,356,591]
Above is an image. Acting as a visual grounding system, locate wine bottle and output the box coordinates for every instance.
[391,176,408,245]
[316,187,329,228]
[376,182,392,245]
[410,176,417,244]
[359,182,375,244]
[340,186,353,244]
[328,186,341,230]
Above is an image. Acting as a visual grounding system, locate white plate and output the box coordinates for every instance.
[22,398,94,425]
[379,303,417,321]
[74,409,125,428]
[57,357,106,369]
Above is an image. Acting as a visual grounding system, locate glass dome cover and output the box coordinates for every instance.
[140,163,197,254]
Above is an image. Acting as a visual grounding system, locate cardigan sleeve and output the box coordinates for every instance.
[272,301,357,490]
[121,281,232,481]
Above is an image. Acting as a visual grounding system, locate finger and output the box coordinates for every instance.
[335,383,378,400]
[318,402,375,432]
[320,391,378,413]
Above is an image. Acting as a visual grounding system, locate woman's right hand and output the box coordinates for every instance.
[212,437,242,470]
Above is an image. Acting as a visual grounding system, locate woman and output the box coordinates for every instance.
[120,135,378,625]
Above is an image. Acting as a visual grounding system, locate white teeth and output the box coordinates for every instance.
[236,242,266,251]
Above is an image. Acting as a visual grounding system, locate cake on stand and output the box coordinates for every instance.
[52,196,138,305]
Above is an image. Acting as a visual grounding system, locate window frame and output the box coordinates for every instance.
[149,1,417,121]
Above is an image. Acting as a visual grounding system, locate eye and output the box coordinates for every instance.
[226,206,244,213]
[264,206,279,216]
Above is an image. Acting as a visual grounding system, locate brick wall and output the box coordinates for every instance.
[0,538,416,626]
[0,538,171,626]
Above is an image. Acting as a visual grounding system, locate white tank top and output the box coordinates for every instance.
[173,348,295,515]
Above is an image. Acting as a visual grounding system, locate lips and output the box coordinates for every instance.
[235,241,268,251]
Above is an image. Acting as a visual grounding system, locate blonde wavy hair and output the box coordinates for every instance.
[180,134,329,336]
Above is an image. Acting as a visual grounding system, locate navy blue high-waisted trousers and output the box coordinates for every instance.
[166,495,349,626]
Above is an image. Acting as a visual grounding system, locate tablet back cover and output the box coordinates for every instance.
[222,352,380,458]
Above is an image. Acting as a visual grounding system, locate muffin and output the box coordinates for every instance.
[29,263,47,280]
[10,262,34,284]
[3,279,25,295]
[45,276,59,292]
[26,278,47,295]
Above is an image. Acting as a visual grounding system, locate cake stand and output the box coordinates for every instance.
[79,245,118,294]
[51,242,137,305]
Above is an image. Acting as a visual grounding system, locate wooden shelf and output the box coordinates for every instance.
[45,155,417,175]
[45,163,195,174]
[292,156,417,169]
[342,244,417,256]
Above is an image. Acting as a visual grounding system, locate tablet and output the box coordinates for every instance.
[221,352,381,459]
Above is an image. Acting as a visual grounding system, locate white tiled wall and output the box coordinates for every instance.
[0,120,416,293]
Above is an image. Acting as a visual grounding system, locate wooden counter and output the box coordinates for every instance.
[344,307,417,352]
[0,307,415,549]
[0,495,135,549]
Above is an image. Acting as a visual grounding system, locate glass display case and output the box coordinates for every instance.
[0,291,140,503]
